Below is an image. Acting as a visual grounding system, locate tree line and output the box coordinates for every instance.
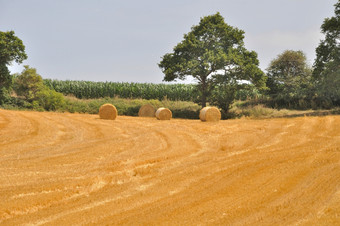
[1,1,339,116]
[159,1,340,114]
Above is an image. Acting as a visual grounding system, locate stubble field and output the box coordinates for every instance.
[0,109,339,225]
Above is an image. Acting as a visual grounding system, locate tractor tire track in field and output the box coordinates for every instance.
[0,109,339,225]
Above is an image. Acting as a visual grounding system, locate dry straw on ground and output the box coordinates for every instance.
[99,104,118,120]
[138,104,156,117]
[155,107,172,120]
[199,107,221,122]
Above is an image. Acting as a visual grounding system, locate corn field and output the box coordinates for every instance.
[44,79,198,101]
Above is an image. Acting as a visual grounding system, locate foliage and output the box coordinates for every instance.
[12,66,65,111]
[35,87,65,111]
[235,84,262,101]
[13,65,44,101]
[209,75,238,118]
[61,96,201,119]
[0,58,12,104]
[44,79,266,104]
[0,31,27,66]
[313,1,340,106]
[44,79,198,101]
[267,50,312,96]
[266,50,313,109]
[0,86,12,105]
[313,69,340,107]
[313,0,340,79]
[0,31,27,102]
[159,12,266,107]
[0,63,12,90]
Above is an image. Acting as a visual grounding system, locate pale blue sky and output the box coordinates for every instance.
[0,0,336,83]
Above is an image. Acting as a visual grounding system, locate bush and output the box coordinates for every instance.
[36,88,65,111]
[13,65,44,101]
[0,87,11,105]
[61,96,201,119]
[11,66,66,111]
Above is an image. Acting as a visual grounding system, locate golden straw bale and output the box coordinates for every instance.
[138,104,156,117]
[155,107,172,120]
[199,107,221,122]
[99,104,118,120]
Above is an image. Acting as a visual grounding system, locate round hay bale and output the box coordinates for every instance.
[155,107,172,120]
[99,104,118,120]
[199,107,221,122]
[138,104,156,117]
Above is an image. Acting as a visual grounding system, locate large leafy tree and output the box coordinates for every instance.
[313,1,340,106]
[313,0,340,79]
[266,50,312,100]
[159,13,265,108]
[0,31,27,103]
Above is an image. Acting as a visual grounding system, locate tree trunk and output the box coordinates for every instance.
[201,94,207,107]
[201,77,207,107]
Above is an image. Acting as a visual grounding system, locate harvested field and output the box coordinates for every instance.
[0,109,339,225]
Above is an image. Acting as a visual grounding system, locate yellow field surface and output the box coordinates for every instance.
[0,109,339,225]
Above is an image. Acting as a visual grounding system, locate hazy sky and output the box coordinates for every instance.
[0,0,336,83]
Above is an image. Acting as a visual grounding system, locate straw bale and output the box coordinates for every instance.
[99,104,118,120]
[155,107,172,120]
[138,104,156,117]
[199,107,221,122]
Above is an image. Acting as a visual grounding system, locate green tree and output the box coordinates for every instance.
[13,65,65,110]
[0,64,12,104]
[266,50,313,108]
[209,76,237,117]
[0,31,27,103]
[313,1,340,106]
[13,65,44,101]
[159,13,266,108]
[210,49,265,115]
[313,0,340,79]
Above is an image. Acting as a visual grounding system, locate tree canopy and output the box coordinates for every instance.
[0,31,27,66]
[159,12,265,108]
[13,65,65,111]
[266,50,312,97]
[0,31,27,103]
[313,0,340,79]
[13,65,44,101]
[313,1,340,106]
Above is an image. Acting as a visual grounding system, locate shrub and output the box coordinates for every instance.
[13,66,44,101]
[36,88,65,111]
[61,96,201,119]
[0,87,11,105]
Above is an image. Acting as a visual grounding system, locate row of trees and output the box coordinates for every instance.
[313,0,340,106]
[159,1,340,113]
[1,1,339,115]
[266,1,340,109]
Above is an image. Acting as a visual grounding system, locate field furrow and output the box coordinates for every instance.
[0,109,339,225]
